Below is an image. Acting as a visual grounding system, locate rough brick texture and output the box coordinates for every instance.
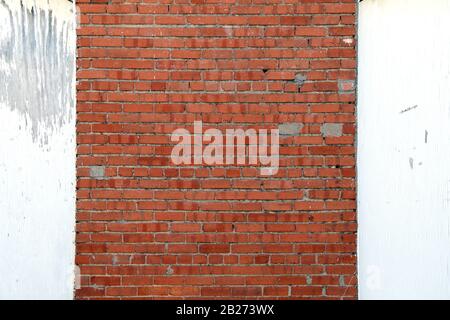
[76,0,357,299]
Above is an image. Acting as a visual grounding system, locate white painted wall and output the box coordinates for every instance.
[0,0,76,299]
[358,0,450,299]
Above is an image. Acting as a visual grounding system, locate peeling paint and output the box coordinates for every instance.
[343,38,354,45]
[0,0,75,145]
[0,0,76,299]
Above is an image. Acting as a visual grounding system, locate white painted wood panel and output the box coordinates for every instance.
[358,0,450,299]
[0,0,76,299]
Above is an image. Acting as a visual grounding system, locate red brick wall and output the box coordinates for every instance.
[76,0,357,299]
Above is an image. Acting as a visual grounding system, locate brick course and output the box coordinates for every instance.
[76,0,357,299]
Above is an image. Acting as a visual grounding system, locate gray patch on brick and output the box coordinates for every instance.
[339,275,345,287]
[90,166,105,179]
[294,74,307,87]
[166,265,174,275]
[338,80,355,93]
[321,123,343,137]
[278,123,304,136]
[306,275,312,285]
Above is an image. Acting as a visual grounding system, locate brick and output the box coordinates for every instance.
[76,0,357,300]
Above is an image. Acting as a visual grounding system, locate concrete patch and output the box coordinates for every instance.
[321,123,343,137]
[0,0,75,146]
[293,74,307,87]
[90,166,105,179]
[278,123,303,136]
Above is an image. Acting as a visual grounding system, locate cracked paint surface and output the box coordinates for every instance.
[0,0,75,145]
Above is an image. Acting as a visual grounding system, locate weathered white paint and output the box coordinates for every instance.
[358,0,450,299]
[0,0,76,299]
